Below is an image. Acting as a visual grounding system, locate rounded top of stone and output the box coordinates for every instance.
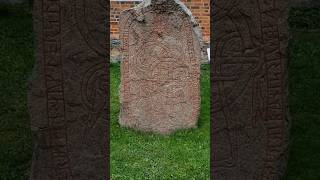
[120,0,206,61]
[133,0,198,26]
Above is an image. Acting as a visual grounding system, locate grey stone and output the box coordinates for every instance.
[111,39,123,63]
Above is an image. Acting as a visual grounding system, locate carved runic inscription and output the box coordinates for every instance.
[28,0,108,179]
[212,0,289,179]
[119,0,201,134]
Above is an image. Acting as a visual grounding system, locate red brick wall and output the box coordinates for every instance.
[110,0,210,42]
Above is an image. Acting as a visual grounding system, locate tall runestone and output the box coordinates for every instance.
[211,0,290,179]
[119,0,201,135]
[28,0,109,179]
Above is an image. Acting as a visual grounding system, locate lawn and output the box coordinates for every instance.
[0,4,34,180]
[0,4,319,180]
[285,7,320,180]
[110,63,210,179]
[285,31,320,180]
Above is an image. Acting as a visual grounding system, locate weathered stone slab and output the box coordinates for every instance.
[28,0,109,179]
[119,0,201,134]
[211,0,290,179]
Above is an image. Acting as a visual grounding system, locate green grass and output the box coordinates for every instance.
[285,31,320,180]
[289,7,320,31]
[0,7,34,180]
[110,64,210,179]
[0,4,319,180]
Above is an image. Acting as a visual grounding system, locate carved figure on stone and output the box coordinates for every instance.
[212,0,290,179]
[28,0,109,179]
[119,0,201,134]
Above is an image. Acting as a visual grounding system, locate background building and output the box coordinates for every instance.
[110,0,210,42]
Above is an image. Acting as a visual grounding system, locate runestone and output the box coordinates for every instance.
[119,0,201,134]
[28,0,108,179]
[211,0,290,179]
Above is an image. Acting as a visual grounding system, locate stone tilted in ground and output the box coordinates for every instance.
[119,0,201,134]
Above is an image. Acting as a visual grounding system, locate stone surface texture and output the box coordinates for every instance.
[119,0,201,135]
[28,0,109,179]
[211,0,290,179]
